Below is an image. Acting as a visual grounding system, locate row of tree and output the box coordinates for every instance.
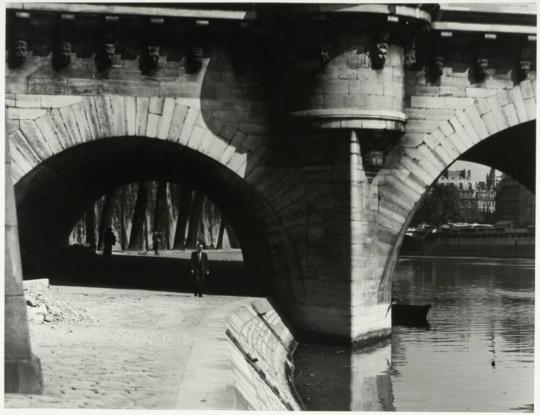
[411,183,495,227]
[69,182,240,251]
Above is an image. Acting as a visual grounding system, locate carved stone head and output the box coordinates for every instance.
[477,57,489,71]
[146,45,160,68]
[187,46,204,73]
[319,43,331,64]
[96,42,116,71]
[518,59,531,81]
[9,39,28,68]
[434,55,445,72]
[371,42,389,70]
[103,42,116,64]
[475,57,489,82]
[53,41,72,70]
[404,47,417,70]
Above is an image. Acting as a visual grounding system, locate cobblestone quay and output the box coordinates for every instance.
[5,285,254,409]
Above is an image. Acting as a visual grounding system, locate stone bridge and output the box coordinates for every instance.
[5,3,536,392]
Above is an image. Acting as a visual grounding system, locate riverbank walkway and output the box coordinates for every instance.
[5,283,255,409]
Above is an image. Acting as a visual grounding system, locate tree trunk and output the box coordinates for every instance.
[118,187,128,250]
[98,191,115,250]
[173,187,193,249]
[153,181,170,249]
[225,221,240,248]
[143,212,149,250]
[85,205,96,250]
[128,182,149,250]
[204,197,215,248]
[216,217,225,249]
[186,192,204,249]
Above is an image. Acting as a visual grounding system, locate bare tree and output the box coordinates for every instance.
[97,191,115,250]
[85,205,96,249]
[173,187,193,249]
[128,182,149,250]
[153,181,170,249]
[186,191,204,249]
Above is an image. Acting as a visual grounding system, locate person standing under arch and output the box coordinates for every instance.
[103,227,116,257]
[190,242,210,297]
[152,231,161,255]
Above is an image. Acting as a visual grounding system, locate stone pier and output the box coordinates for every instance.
[5,141,43,393]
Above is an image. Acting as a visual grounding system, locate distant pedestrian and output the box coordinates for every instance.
[103,227,116,257]
[152,231,161,255]
[144,231,161,255]
[190,242,210,297]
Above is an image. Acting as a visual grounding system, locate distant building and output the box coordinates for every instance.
[438,169,473,188]
[495,174,535,228]
[485,167,499,189]
[437,168,497,223]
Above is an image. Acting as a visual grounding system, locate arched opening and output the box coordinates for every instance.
[397,119,536,255]
[459,120,535,192]
[15,136,281,297]
[378,120,536,413]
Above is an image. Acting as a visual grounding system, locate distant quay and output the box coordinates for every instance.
[401,228,534,258]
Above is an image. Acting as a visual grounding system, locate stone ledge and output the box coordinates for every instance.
[317,4,432,24]
[7,2,249,20]
[225,300,301,410]
[289,108,407,131]
[175,298,301,410]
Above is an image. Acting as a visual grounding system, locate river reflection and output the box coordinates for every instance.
[293,257,534,412]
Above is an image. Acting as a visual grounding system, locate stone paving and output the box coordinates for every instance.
[5,285,254,409]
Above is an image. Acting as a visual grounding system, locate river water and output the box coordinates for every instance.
[293,257,535,412]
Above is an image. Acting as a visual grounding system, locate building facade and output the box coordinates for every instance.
[496,174,535,227]
[438,167,497,223]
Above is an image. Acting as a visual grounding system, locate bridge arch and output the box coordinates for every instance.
[378,81,536,243]
[9,95,302,310]
[8,96,269,184]
[374,81,536,301]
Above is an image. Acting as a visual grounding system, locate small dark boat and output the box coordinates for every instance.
[391,303,431,327]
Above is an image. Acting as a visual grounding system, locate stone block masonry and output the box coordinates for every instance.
[6,286,300,410]
[225,299,301,410]
[5,141,43,394]
[5,3,537,352]
[176,298,301,410]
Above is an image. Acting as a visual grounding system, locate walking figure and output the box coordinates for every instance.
[152,231,161,255]
[103,227,116,257]
[190,242,210,297]
[144,231,161,255]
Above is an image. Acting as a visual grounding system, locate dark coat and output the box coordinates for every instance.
[190,251,209,278]
[103,230,116,248]
[152,233,161,249]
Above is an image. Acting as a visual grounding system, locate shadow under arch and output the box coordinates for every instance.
[459,120,535,192]
[14,136,294,300]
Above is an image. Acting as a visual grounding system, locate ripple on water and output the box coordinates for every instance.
[293,257,534,412]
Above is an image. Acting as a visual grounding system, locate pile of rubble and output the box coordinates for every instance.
[23,279,95,324]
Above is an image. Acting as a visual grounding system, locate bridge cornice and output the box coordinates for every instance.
[6,2,253,21]
[289,109,407,131]
[7,3,536,36]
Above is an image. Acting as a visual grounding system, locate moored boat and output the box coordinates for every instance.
[392,303,431,327]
